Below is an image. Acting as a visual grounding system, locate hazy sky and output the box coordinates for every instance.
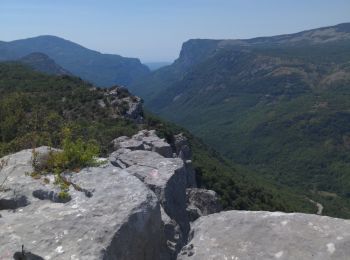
[1,0,350,62]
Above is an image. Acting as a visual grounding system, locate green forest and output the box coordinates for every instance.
[0,62,316,214]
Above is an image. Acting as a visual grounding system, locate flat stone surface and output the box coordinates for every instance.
[0,148,161,260]
[178,210,350,260]
[118,150,184,188]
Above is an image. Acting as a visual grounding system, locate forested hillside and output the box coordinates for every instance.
[130,23,350,218]
[0,62,317,214]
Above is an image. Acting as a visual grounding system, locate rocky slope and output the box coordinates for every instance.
[0,35,150,86]
[1,131,350,259]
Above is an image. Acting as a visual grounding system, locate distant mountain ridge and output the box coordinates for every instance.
[177,22,350,60]
[145,62,172,71]
[19,52,71,76]
[130,22,350,96]
[0,35,150,86]
[130,22,350,218]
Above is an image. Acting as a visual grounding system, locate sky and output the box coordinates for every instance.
[1,0,350,62]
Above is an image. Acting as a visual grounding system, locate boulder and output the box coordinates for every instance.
[186,188,222,221]
[112,130,173,158]
[134,130,173,158]
[0,148,161,260]
[124,96,143,122]
[113,149,190,257]
[111,136,131,150]
[174,134,192,161]
[109,130,199,258]
[114,138,144,151]
[150,140,173,158]
[178,210,350,260]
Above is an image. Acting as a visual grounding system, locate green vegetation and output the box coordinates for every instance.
[0,62,317,213]
[32,128,100,175]
[145,113,315,213]
[131,28,350,218]
[0,62,139,158]
[48,128,99,172]
[31,128,100,199]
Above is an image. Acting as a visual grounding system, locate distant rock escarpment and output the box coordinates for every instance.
[1,131,350,259]
[130,22,350,100]
[0,35,150,86]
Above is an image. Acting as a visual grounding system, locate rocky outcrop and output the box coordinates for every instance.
[0,130,215,260]
[110,130,201,258]
[0,147,161,259]
[174,133,192,161]
[4,130,349,260]
[179,210,350,260]
[111,130,173,157]
[186,188,222,222]
[6,131,350,260]
[97,86,144,122]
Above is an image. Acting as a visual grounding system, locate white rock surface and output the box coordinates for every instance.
[186,188,222,221]
[178,210,350,260]
[0,147,161,260]
[3,131,349,260]
[109,130,198,258]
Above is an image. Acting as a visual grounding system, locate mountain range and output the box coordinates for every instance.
[129,23,350,218]
[0,35,150,86]
[1,23,350,218]
[3,2,350,256]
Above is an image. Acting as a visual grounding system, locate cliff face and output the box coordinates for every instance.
[1,131,350,259]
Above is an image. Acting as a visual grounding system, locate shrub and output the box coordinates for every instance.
[31,128,100,197]
[45,128,100,173]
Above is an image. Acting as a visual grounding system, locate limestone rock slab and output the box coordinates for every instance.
[178,210,350,260]
[0,148,161,260]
